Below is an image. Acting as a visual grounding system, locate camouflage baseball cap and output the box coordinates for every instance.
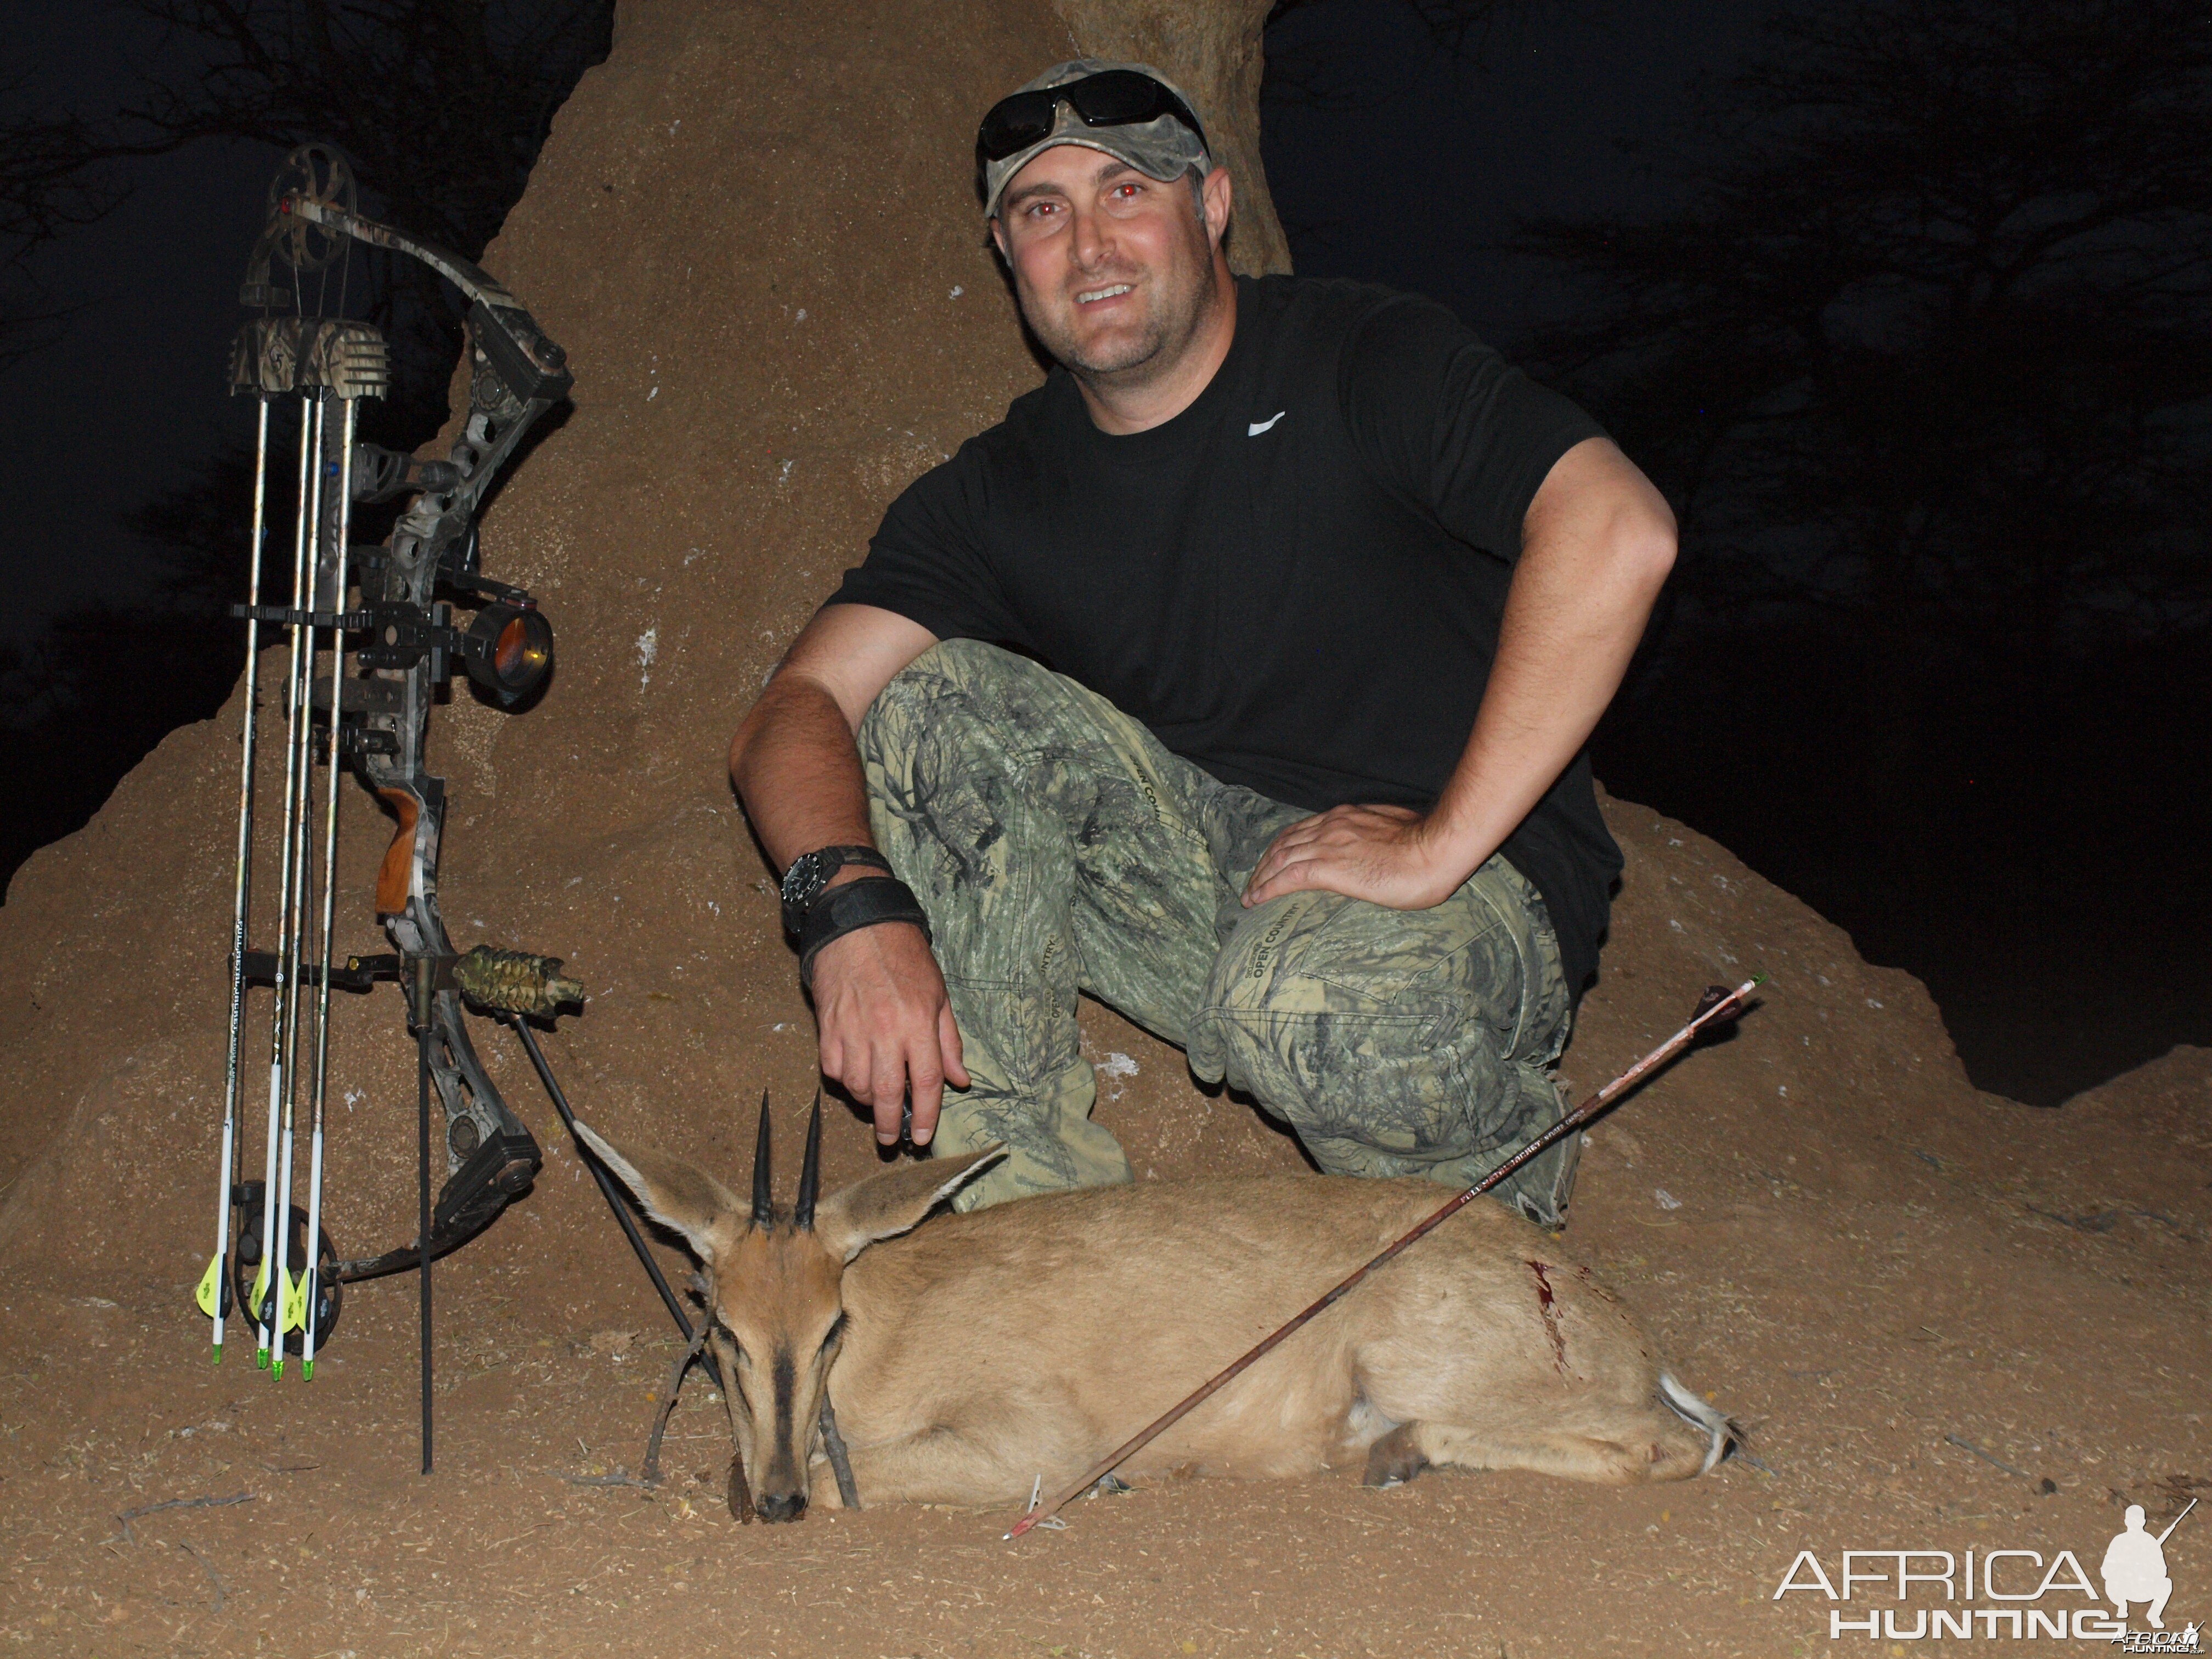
[978,59,1212,219]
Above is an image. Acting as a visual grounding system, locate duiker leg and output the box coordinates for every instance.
[819,1410,1080,1509]
[1362,1422,1431,1488]
[1370,1406,1719,1485]
[709,1328,754,1522]
[1369,1372,1730,1488]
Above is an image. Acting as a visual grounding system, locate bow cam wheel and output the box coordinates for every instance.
[266,143,359,275]
[232,1184,343,1355]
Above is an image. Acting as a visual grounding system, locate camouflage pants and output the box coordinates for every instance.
[856,640,1579,1226]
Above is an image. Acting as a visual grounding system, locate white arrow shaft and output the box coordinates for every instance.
[259,392,319,1357]
[214,397,273,1354]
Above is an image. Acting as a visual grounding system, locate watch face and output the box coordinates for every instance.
[781,851,822,904]
[780,852,825,935]
[782,848,886,933]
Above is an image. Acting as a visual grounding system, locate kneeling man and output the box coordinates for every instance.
[729,59,1675,1223]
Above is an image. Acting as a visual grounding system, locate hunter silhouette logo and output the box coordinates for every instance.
[1771,1496,2199,1645]
[2104,1500,2197,1644]
[2107,1504,2182,1627]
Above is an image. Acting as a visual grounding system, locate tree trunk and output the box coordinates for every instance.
[1050,0,1293,275]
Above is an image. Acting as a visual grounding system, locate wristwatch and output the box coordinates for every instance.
[779,845,892,935]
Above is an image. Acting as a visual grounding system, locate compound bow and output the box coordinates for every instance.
[199,145,586,1464]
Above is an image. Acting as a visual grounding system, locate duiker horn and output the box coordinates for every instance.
[750,1090,774,1230]
[794,1090,824,1231]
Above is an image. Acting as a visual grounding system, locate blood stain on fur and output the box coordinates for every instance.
[1527,1259,1568,1373]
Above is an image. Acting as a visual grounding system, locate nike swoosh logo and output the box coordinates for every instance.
[1247,410,1286,436]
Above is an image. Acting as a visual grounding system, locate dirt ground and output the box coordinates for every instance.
[3,791,2203,1657]
[2,0,2206,1652]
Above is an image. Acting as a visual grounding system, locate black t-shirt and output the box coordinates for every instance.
[828,274,1624,996]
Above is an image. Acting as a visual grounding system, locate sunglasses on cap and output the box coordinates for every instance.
[976,68,1209,163]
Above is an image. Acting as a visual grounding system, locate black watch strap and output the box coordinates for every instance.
[797,876,932,987]
[780,844,892,934]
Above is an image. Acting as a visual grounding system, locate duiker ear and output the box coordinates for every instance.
[814,1147,1005,1264]
[571,1120,745,1267]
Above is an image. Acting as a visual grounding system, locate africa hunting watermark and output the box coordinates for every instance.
[1773,1500,2198,1646]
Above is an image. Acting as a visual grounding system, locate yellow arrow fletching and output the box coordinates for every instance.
[278,1267,308,1334]
[194,1254,224,1317]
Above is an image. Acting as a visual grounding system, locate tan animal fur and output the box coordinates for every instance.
[574,1107,1731,1522]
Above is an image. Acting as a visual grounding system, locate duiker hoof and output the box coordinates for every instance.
[1362,1424,1430,1489]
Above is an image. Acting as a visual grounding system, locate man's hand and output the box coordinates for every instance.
[808,914,969,1147]
[1242,803,1467,911]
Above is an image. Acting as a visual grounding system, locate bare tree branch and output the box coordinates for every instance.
[0,77,131,369]
[1264,0,1549,110]
[1511,0,2212,658]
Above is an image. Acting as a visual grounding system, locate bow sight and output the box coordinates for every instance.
[200,145,624,1475]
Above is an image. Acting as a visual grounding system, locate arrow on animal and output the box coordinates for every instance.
[1006,976,1766,1539]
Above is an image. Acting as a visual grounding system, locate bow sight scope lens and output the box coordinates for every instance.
[461,603,552,700]
[492,612,548,681]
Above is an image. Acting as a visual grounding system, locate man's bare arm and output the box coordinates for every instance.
[1243,436,1676,909]
[729,603,970,1142]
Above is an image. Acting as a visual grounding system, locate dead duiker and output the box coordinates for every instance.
[575,1100,1731,1521]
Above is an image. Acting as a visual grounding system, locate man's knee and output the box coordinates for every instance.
[856,639,1064,887]
[879,637,1023,704]
[856,638,1033,769]
[1188,883,1523,1122]
[1201,889,1344,1024]
[1186,870,1578,1222]
[1196,876,1541,1049]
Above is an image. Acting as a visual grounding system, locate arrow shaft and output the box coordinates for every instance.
[255,394,319,1359]
[270,392,334,1377]
[213,396,273,1357]
[300,397,358,1380]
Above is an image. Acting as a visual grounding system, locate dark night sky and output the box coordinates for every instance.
[1261,0,1762,340]
[0,0,276,640]
[0,0,1756,643]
